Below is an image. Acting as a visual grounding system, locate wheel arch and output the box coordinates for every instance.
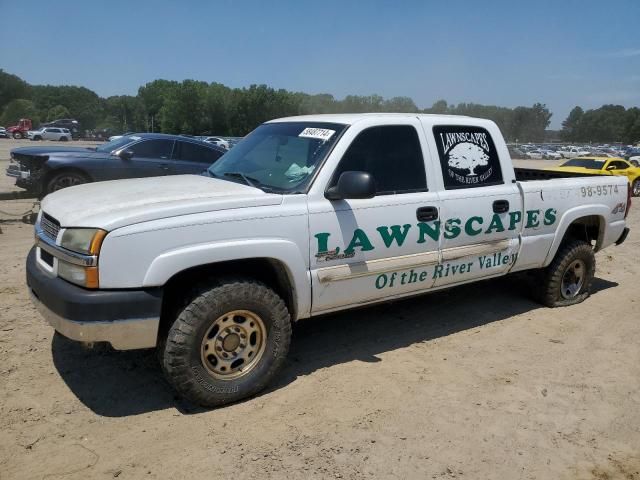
[42,166,92,190]
[157,256,302,340]
[543,207,608,266]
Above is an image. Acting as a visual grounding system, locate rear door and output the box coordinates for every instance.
[172,140,225,174]
[426,122,523,287]
[308,119,442,314]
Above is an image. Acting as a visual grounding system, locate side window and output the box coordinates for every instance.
[608,160,628,170]
[176,141,224,164]
[433,125,504,189]
[331,125,427,195]
[129,139,174,159]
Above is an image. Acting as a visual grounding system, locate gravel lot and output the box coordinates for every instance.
[0,139,639,479]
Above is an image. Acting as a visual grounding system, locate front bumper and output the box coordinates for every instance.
[5,163,24,178]
[26,248,163,350]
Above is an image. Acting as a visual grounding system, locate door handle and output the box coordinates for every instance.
[493,200,509,213]
[416,206,438,222]
[160,164,170,171]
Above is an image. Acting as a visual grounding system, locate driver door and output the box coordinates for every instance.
[114,139,176,179]
[308,121,441,314]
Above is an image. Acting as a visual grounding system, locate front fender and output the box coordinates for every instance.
[142,238,311,319]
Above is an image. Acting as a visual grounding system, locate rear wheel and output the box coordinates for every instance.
[59,136,69,142]
[45,170,89,193]
[632,179,640,197]
[160,278,292,407]
[534,240,595,307]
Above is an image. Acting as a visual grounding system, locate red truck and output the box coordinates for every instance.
[6,119,33,139]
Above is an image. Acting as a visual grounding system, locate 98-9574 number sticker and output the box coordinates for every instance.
[580,185,619,197]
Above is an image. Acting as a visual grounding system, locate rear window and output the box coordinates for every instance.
[433,125,503,189]
[561,159,605,169]
[175,141,223,164]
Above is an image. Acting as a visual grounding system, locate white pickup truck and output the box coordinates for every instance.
[27,114,631,407]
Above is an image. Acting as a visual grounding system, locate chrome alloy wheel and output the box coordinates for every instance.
[200,310,267,380]
[560,259,586,299]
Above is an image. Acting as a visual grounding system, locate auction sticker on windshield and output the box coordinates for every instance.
[299,128,335,142]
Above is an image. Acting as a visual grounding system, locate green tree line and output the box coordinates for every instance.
[561,105,640,144]
[1,68,635,143]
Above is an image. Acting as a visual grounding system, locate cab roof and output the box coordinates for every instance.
[267,113,475,126]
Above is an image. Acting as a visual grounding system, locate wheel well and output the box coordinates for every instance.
[43,167,91,187]
[158,258,297,338]
[562,215,603,249]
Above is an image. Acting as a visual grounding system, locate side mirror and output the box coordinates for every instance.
[325,171,376,200]
[118,149,134,160]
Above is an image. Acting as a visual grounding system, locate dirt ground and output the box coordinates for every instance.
[0,139,639,479]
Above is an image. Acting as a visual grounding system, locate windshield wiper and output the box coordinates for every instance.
[223,172,260,189]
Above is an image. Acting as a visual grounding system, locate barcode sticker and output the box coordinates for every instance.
[299,128,335,142]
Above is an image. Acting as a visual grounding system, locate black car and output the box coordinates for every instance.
[6,133,227,196]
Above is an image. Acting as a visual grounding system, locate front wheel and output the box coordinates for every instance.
[45,170,89,193]
[160,279,292,407]
[13,132,22,139]
[534,240,595,307]
[632,179,640,197]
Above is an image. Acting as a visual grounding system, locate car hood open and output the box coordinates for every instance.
[40,174,282,230]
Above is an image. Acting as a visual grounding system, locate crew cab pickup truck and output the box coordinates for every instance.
[26,114,631,407]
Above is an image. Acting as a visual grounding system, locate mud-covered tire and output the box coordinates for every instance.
[535,240,595,307]
[160,278,292,407]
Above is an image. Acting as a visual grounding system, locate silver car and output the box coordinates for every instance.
[28,127,72,142]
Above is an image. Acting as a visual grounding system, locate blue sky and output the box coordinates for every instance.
[1,0,638,128]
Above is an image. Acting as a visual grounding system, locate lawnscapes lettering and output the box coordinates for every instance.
[314,208,557,258]
[440,131,490,155]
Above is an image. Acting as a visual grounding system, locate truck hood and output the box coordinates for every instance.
[40,174,283,230]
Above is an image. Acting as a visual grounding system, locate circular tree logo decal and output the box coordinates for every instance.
[433,126,503,189]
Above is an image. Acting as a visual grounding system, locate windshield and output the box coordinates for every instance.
[208,122,347,193]
[95,135,141,153]
[561,158,605,169]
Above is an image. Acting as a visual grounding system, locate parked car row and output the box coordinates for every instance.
[6,133,226,196]
[509,143,640,165]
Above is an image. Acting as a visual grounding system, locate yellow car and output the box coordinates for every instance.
[547,157,640,196]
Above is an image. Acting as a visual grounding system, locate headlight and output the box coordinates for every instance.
[60,228,107,255]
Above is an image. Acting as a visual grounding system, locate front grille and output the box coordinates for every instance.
[41,213,61,241]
